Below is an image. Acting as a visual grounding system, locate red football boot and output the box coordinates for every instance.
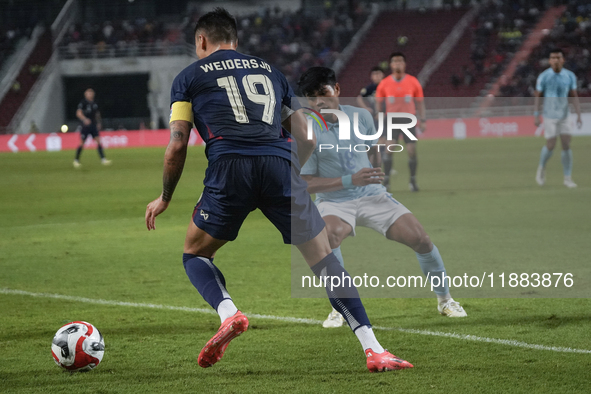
[365,349,414,372]
[198,311,249,368]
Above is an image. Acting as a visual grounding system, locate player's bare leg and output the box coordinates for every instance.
[183,221,248,368]
[385,212,430,253]
[73,136,85,168]
[560,133,571,150]
[546,136,557,151]
[93,136,111,165]
[323,215,352,250]
[297,227,413,371]
[560,133,576,188]
[184,221,228,257]
[386,214,466,317]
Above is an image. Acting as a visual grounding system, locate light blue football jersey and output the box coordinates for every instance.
[536,67,577,120]
[301,104,387,203]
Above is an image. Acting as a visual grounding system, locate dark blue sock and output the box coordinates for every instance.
[182,253,229,310]
[75,146,83,160]
[97,144,105,159]
[310,253,371,331]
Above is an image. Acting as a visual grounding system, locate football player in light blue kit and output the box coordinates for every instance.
[534,48,582,188]
[298,67,466,328]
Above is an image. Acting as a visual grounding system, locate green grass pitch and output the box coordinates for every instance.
[1,137,590,393]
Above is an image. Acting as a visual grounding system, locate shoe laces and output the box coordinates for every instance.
[329,310,341,319]
[444,300,463,311]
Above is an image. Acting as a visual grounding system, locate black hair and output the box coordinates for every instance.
[194,7,238,44]
[297,67,337,96]
[548,48,564,57]
[389,52,406,62]
[370,66,384,73]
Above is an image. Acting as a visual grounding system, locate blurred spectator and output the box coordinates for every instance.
[29,121,39,134]
[11,81,21,93]
[29,64,44,75]
[500,0,591,97]
[229,2,369,86]
[451,0,543,88]
[451,73,461,88]
[462,65,474,86]
[0,26,28,71]
[59,2,369,88]
[60,17,181,59]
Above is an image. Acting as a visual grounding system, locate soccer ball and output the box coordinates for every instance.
[51,321,105,372]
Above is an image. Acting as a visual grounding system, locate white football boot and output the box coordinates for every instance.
[535,166,545,186]
[322,308,346,328]
[438,299,467,317]
[563,176,577,188]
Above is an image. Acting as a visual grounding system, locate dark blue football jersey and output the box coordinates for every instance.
[170,50,300,163]
[77,99,99,125]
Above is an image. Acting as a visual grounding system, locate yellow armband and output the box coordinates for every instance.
[170,101,193,124]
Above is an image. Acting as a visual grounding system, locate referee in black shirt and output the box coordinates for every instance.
[73,88,111,168]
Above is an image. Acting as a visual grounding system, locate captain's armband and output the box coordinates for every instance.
[170,101,193,124]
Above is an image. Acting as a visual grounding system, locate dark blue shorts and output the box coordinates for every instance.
[81,124,99,140]
[392,126,417,144]
[382,117,417,144]
[193,155,325,245]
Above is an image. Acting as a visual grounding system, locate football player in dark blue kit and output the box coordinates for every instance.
[144,8,412,373]
[73,88,111,168]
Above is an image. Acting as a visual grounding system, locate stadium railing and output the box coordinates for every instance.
[51,0,80,50]
[0,25,45,105]
[56,42,195,59]
[4,52,58,135]
[426,101,591,120]
[417,4,481,87]
[333,3,379,76]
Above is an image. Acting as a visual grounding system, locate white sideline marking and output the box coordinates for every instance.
[2,217,141,230]
[2,288,590,354]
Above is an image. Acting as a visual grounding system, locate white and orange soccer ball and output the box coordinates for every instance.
[51,321,105,372]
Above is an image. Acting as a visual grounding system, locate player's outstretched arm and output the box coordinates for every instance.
[283,108,316,166]
[302,168,384,194]
[146,120,191,230]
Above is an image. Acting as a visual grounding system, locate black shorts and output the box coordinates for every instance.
[80,124,99,140]
[392,126,417,144]
[192,155,325,245]
[382,117,417,144]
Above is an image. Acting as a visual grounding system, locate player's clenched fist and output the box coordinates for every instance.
[352,167,385,186]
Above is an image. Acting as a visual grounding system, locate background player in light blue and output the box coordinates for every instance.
[298,67,466,328]
[534,48,582,188]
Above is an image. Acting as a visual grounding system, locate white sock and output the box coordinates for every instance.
[437,293,452,306]
[355,325,384,353]
[217,299,238,323]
